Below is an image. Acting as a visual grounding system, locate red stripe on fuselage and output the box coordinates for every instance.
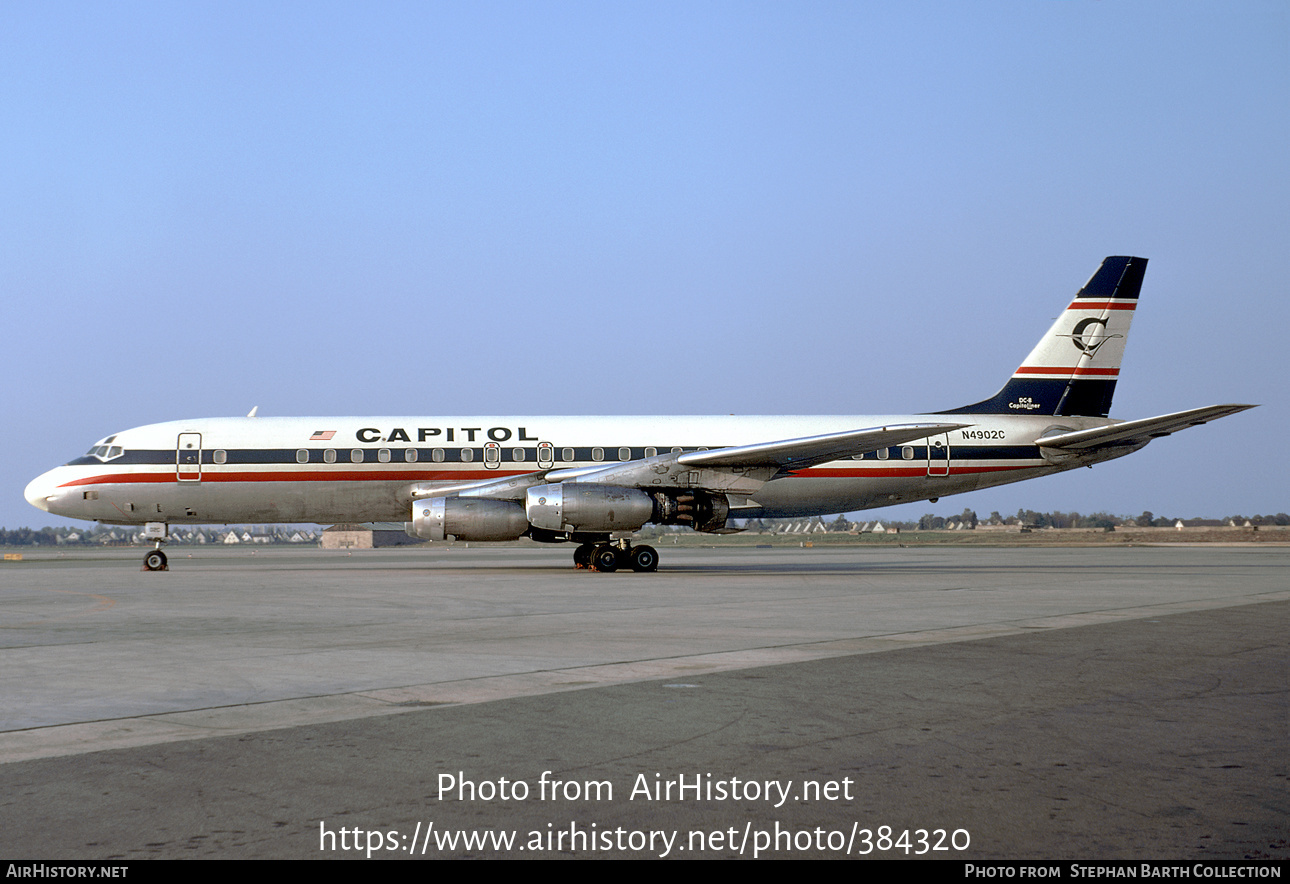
[58,469,532,487]
[62,462,1040,488]
[786,464,1038,478]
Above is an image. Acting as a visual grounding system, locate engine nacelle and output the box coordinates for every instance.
[410,497,529,542]
[526,484,655,533]
[526,484,730,534]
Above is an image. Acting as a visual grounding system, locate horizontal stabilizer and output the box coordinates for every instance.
[1036,405,1256,451]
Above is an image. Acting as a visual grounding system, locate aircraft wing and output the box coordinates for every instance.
[539,422,968,496]
[1036,404,1256,451]
[673,422,968,470]
[409,472,553,501]
[407,422,968,504]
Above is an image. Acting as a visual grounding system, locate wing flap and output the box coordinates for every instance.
[1036,404,1256,451]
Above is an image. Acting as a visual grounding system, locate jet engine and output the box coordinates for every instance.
[410,497,529,542]
[525,484,729,534]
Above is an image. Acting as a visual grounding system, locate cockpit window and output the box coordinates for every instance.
[86,442,125,462]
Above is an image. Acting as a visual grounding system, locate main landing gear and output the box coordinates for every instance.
[573,539,659,573]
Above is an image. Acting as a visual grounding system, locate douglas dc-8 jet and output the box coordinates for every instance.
[26,257,1253,573]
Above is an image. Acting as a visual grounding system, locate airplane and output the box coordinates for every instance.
[25,256,1254,573]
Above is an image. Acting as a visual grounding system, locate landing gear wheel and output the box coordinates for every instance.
[629,544,659,572]
[591,545,620,573]
[573,543,594,569]
[143,550,168,571]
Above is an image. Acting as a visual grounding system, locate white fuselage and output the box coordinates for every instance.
[25,413,1127,527]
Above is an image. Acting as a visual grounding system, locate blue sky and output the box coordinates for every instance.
[3,1,1286,529]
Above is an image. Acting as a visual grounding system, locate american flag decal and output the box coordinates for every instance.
[309,430,336,441]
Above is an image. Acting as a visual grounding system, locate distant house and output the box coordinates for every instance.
[1175,519,1224,529]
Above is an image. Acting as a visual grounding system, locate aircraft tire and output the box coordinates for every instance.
[629,545,659,572]
[591,545,619,573]
[143,550,168,571]
[573,543,594,569]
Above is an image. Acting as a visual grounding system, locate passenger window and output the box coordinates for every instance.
[645,447,656,458]
[618,447,631,461]
[512,448,525,462]
[378,448,391,463]
[460,448,474,462]
[670,447,682,454]
[405,449,418,463]
[324,449,336,464]
[432,448,445,463]
[213,449,227,465]
[296,449,309,464]
[901,446,914,460]
[484,445,500,467]
[877,448,889,460]
[350,449,363,463]
[592,448,604,462]
[562,447,574,462]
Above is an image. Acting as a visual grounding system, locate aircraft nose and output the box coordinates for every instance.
[24,471,59,513]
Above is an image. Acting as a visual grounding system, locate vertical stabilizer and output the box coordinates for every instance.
[943,256,1146,417]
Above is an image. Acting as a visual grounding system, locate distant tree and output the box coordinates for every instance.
[1017,509,1048,528]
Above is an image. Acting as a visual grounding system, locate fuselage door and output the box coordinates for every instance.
[927,433,950,477]
[177,433,202,482]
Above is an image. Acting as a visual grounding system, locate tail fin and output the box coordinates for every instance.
[943,256,1147,418]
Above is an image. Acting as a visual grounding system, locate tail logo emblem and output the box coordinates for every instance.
[1065,317,1122,357]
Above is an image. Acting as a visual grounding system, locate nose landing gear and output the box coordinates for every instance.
[141,521,169,571]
